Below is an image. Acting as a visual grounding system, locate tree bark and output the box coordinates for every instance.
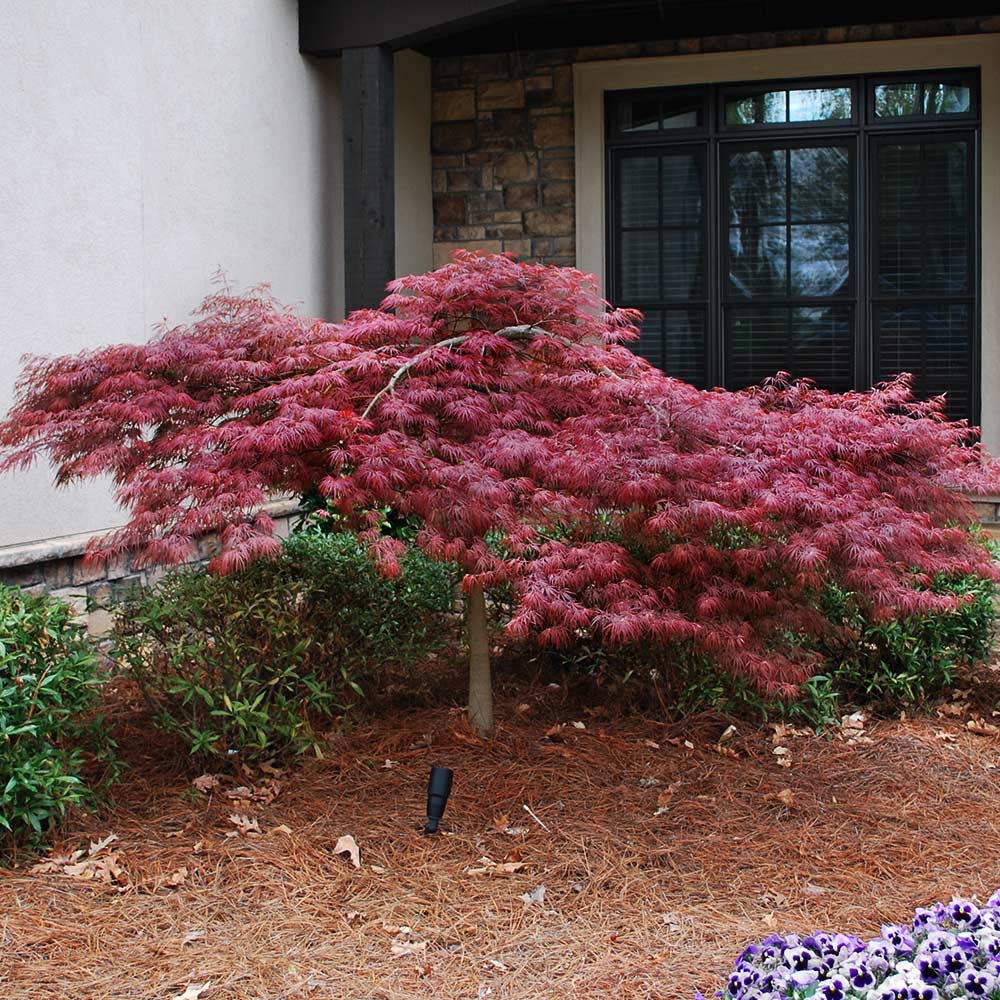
[466,581,493,736]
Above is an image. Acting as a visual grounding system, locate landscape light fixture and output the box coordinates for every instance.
[423,765,453,834]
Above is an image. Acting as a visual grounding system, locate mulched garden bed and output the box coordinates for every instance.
[2,671,999,1000]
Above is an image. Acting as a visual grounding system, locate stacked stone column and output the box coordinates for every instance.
[431,52,576,267]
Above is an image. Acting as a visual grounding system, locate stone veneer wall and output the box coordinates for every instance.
[430,14,1000,269]
[0,500,301,636]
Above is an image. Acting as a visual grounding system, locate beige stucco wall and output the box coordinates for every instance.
[0,3,432,551]
[395,50,435,277]
[574,33,1000,449]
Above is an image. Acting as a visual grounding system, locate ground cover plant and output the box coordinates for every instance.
[0,584,110,851]
[715,890,1000,1000]
[111,529,456,760]
[2,253,999,736]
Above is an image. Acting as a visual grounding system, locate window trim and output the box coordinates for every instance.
[603,69,981,423]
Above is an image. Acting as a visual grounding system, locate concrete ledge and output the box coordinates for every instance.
[0,498,302,571]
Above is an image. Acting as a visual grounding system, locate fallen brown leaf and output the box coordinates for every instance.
[968,718,999,736]
[333,834,361,868]
[172,984,211,1000]
[466,855,526,876]
[161,866,189,889]
[769,788,796,807]
[227,813,261,836]
[390,939,428,958]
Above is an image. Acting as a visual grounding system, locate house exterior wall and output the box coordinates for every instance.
[0,0,337,552]
[0,4,432,559]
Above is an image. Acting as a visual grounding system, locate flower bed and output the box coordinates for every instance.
[712,892,1000,1000]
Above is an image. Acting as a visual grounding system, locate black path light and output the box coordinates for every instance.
[423,766,453,834]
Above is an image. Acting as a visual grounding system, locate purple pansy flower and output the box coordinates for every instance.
[709,890,1000,1000]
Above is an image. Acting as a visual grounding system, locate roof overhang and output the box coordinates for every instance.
[300,1,997,57]
[299,0,540,56]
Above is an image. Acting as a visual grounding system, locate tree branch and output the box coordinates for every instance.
[360,326,545,421]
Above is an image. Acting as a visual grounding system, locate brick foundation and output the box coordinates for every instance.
[431,15,1000,269]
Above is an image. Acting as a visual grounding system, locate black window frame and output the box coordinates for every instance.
[605,68,982,425]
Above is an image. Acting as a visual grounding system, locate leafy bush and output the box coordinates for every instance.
[111,530,456,760]
[0,584,107,849]
[708,889,1000,1000]
[553,560,998,728]
[810,566,997,713]
[297,491,418,542]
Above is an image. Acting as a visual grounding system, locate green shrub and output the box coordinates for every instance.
[810,568,997,711]
[0,584,107,850]
[111,530,456,760]
[297,491,418,542]
[551,562,998,728]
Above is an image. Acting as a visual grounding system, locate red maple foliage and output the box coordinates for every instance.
[2,252,998,732]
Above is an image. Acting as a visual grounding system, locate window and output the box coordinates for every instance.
[606,71,980,422]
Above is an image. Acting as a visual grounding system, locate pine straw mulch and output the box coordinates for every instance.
[2,672,1000,1000]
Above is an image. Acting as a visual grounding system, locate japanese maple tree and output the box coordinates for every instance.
[2,252,998,735]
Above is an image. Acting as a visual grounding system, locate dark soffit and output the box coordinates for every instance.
[300,0,1000,56]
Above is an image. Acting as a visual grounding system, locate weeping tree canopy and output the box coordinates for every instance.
[2,252,998,734]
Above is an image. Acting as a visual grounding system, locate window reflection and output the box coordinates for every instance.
[726,91,787,125]
[791,224,849,296]
[924,83,970,115]
[789,88,851,121]
[725,86,853,125]
[728,144,851,301]
[875,83,919,117]
[790,147,849,220]
[874,78,972,118]
[729,225,787,298]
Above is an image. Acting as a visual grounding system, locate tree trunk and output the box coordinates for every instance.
[466,582,493,736]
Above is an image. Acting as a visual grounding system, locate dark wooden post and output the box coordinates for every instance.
[343,45,395,313]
